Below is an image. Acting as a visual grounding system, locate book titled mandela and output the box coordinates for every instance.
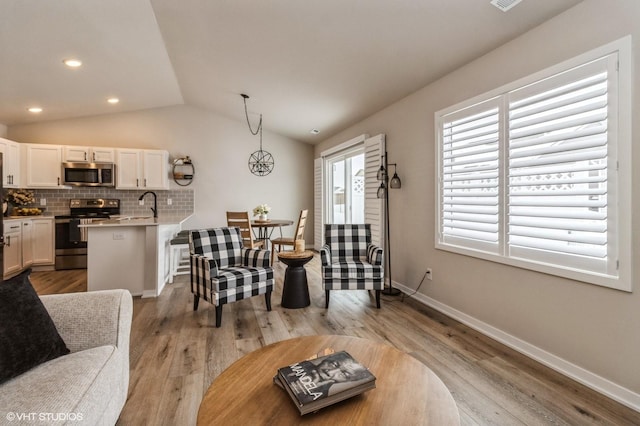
[276,350,376,415]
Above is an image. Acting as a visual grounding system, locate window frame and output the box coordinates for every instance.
[435,36,632,292]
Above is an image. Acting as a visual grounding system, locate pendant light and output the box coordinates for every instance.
[242,94,274,176]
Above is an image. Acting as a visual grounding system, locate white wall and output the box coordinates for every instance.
[315,0,640,408]
[0,123,7,137]
[8,104,314,239]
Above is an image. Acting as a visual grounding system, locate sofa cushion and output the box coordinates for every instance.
[0,269,70,384]
[323,260,383,280]
[214,266,274,291]
[0,345,122,425]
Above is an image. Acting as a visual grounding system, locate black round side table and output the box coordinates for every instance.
[278,250,314,309]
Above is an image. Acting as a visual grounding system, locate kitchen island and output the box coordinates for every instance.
[81,214,192,297]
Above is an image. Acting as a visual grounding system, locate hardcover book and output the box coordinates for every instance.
[276,350,376,415]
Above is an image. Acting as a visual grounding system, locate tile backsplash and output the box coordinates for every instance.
[6,188,194,217]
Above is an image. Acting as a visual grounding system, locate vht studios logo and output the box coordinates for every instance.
[6,412,84,422]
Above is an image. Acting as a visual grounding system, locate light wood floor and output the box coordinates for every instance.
[31,257,640,425]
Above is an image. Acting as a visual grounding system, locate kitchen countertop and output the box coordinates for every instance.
[5,215,54,220]
[79,214,192,227]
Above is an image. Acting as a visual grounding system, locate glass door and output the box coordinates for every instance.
[326,147,365,224]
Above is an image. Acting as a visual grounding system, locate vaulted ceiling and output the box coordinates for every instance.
[0,0,582,143]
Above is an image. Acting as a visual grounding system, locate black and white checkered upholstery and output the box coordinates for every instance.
[190,227,273,325]
[320,224,384,292]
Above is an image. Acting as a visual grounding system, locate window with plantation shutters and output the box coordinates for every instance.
[436,38,631,291]
[441,100,501,254]
[507,56,613,275]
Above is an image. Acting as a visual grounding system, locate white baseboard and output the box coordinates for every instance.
[141,289,157,299]
[392,281,640,413]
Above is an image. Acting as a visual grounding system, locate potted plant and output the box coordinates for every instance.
[253,204,271,221]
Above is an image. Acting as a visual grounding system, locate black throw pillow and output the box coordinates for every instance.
[0,269,70,384]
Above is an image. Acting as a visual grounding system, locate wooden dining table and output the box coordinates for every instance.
[251,219,293,250]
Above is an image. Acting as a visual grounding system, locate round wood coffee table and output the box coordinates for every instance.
[278,250,314,308]
[197,335,460,425]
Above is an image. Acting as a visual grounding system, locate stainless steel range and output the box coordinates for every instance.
[55,198,120,270]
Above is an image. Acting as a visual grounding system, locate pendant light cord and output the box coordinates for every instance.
[242,94,263,149]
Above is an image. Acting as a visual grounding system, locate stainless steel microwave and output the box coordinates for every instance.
[62,162,116,187]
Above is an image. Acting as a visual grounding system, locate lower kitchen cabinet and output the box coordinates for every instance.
[3,221,23,277]
[3,217,55,278]
[22,219,33,268]
[31,218,55,265]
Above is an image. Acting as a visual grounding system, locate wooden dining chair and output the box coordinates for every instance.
[226,211,264,249]
[270,209,308,264]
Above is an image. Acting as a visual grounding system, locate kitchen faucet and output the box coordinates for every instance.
[138,191,158,218]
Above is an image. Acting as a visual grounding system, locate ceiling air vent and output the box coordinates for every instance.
[491,0,523,12]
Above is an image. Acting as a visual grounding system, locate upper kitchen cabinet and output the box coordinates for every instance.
[64,146,115,163]
[116,149,169,190]
[22,144,63,188]
[0,138,21,188]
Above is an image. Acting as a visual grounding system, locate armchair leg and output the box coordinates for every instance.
[265,291,272,311]
[215,304,223,328]
[193,295,200,311]
[325,290,330,308]
[375,290,381,309]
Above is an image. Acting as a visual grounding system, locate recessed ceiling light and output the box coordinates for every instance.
[309,129,320,135]
[63,59,82,68]
[27,107,43,113]
[107,98,120,104]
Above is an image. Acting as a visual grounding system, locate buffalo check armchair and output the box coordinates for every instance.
[190,227,273,327]
[320,224,384,308]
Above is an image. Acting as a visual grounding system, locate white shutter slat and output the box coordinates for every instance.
[509,133,606,159]
[509,206,606,220]
[509,173,606,187]
[509,198,606,208]
[510,147,606,169]
[510,110,607,140]
[510,216,606,232]
[509,82,607,121]
[510,72,607,109]
[510,96,607,131]
[510,187,606,197]
[509,236,606,258]
[509,226,606,245]
[510,122,606,150]
[444,212,499,224]
[443,204,498,214]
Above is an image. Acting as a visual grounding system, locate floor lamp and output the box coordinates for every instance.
[377,151,401,296]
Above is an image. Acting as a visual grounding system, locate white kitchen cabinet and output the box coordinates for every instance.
[3,217,54,278]
[31,218,55,265]
[116,148,169,190]
[23,144,63,188]
[21,219,33,268]
[143,150,169,189]
[64,146,115,163]
[0,137,21,188]
[3,220,23,277]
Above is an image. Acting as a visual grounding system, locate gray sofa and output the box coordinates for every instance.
[0,289,132,426]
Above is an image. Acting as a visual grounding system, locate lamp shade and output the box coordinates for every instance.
[377,182,386,199]
[389,172,402,188]
[377,165,386,181]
